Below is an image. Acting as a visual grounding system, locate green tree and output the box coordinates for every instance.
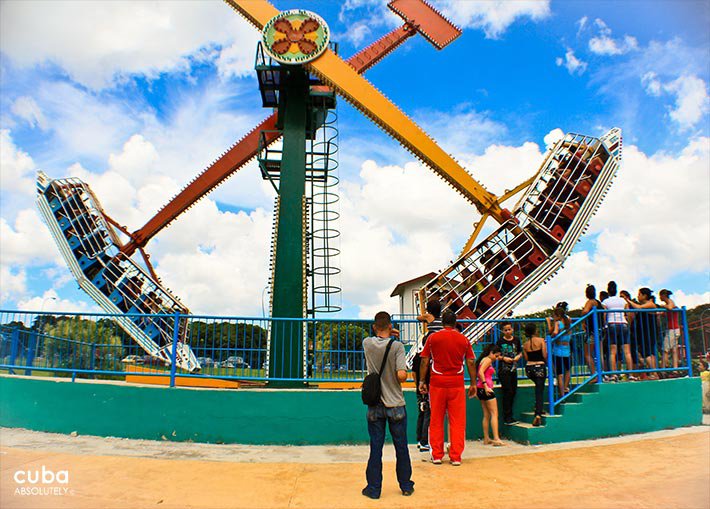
[188,320,267,364]
[311,322,368,371]
[43,317,123,376]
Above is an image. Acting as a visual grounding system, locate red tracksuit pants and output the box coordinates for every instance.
[429,385,467,462]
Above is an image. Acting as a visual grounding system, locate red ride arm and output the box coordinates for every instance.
[120,23,430,256]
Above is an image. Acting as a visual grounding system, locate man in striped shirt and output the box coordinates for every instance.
[413,299,443,453]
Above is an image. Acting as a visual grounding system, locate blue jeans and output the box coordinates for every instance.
[364,404,414,496]
[608,323,630,345]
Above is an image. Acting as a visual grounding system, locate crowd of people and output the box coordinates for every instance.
[360,282,686,498]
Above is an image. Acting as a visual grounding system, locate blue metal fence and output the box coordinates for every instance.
[547,307,693,415]
[0,308,691,406]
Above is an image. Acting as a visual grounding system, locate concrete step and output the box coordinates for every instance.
[556,401,583,415]
[519,411,562,425]
[509,421,545,429]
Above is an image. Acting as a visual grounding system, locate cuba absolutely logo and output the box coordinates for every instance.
[13,466,72,496]
[262,9,330,64]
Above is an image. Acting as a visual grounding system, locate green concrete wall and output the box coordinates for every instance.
[505,377,703,444]
[0,376,386,445]
[0,376,701,445]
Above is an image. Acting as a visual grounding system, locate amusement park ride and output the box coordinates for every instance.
[36,0,622,380]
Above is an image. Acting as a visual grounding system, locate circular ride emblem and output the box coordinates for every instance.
[262,10,330,65]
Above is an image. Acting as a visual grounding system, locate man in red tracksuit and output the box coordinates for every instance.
[418,309,476,465]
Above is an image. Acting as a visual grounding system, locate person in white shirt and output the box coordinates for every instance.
[601,281,635,381]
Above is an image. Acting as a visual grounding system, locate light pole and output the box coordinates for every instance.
[39,296,57,330]
[33,296,57,371]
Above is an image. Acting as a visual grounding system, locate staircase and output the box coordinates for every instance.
[505,383,600,444]
[501,377,700,445]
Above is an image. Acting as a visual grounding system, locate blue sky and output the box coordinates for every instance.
[1,0,708,318]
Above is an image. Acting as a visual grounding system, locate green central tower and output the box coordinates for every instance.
[255,11,341,385]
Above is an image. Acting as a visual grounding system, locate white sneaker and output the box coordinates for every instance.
[430,458,442,465]
[450,460,461,466]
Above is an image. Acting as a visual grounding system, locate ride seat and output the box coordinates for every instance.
[551,225,566,242]
[587,156,604,176]
[575,180,592,197]
[504,266,525,288]
[456,307,476,320]
[480,287,502,309]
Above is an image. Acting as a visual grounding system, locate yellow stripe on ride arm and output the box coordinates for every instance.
[223,0,278,28]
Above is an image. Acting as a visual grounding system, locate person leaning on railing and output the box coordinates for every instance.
[581,284,603,376]
[602,281,636,381]
[622,288,660,380]
[546,302,572,397]
[523,322,547,427]
[659,289,682,375]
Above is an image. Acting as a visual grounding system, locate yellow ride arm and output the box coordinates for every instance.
[224,0,506,223]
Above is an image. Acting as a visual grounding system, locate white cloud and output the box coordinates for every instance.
[0,209,60,266]
[16,289,99,314]
[0,129,36,197]
[556,48,588,76]
[0,265,27,303]
[108,134,160,183]
[336,138,545,317]
[338,160,470,316]
[543,128,565,149]
[344,22,374,47]
[416,106,507,157]
[670,290,710,309]
[10,96,47,130]
[588,37,708,139]
[664,75,710,130]
[31,123,274,316]
[336,0,399,47]
[0,1,259,89]
[0,208,63,306]
[464,142,544,197]
[641,72,662,97]
[588,18,638,56]
[638,72,709,130]
[31,81,143,162]
[440,0,551,38]
[151,202,273,316]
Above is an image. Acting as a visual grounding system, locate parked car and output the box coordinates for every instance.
[221,360,250,369]
[121,355,144,365]
[143,355,168,367]
[225,356,244,365]
[196,357,214,368]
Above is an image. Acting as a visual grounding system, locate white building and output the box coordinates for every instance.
[390,272,435,345]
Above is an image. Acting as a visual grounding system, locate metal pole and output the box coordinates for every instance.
[681,307,693,377]
[9,328,19,374]
[169,312,180,388]
[36,296,57,373]
[700,309,709,355]
[546,332,555,416]
[593,310,603,384]
[90,343,96,379]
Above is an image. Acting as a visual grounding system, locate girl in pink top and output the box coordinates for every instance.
[474,344,504,446]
